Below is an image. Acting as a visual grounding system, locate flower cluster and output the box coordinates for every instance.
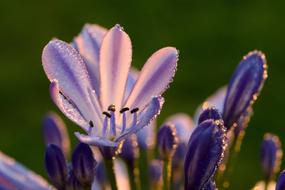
[1,23,284,190]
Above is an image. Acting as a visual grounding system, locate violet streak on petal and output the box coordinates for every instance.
[276,170,285,190]
[42,39,102,130]
[45,144,68,189]
[198,107,223,125]
[223,51,267,129]
[49,81,89,130]
[72,143,97,186]
[99,24,132,110]
[184,120,227,190]
[260,133,283,181]
[124,68,139,103]
[42,112,70,156]
[73,24,107,96]
[124,47,178,110]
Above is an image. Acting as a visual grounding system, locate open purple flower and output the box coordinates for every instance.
[42,24,178,147]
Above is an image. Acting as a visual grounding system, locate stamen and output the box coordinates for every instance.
[131,109,138,128]
[88,120,94,135]
[108,104,116,112]
[109,105,116,137]
[131,107,139,114]
[102,116,108,137]
[120,107,129,113]
[102,111,111,118]
[120,107,129,134]
[89,120,94,127]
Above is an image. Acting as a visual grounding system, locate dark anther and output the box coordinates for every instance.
[130,107,139,114]
[102,111,111,118]
[108,104,116,112]
[120,107,130,113]
[89,120,94,128]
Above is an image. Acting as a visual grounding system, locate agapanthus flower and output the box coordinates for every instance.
[42,24,178,148]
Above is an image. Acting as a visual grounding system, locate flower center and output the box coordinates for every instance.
[88,104,139,139]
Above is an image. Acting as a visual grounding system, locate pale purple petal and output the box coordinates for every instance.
[194,86,227,124]
[49,81,89,131]
[165,113,194,143]
[116,96,164,142]
[124,47,178,111]
[124,68,139,103]
[0,152,51,190]
[75,132,119,147]
[73,24,107,96]
[99,24,132,110]
[42,40,102,128]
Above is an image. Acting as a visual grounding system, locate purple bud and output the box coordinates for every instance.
[157,124,178,160]
[136,120,156,150]
[66,172,84,190]
[204,180,216,190]
[45,144,68,189]
[42,112,70,156]
[233,107,253,137]
[276,170,285,190]
[198,107,222,124]
[95,162,107,186]
[165,114,194,168]
[184,120,227,190]
[149,160,163,184]
[260,133,283,180]
[223,51,267,129]
[173,142,187,167]
[72,143,97,186]
[120,135,139,165]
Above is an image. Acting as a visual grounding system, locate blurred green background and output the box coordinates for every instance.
[0,0,284,189]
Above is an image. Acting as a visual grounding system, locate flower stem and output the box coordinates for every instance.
[127,162,141,190]
[163,157,172,190]
[105,159,118,190]
[218,131,242,189]
[139,149,150,190]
